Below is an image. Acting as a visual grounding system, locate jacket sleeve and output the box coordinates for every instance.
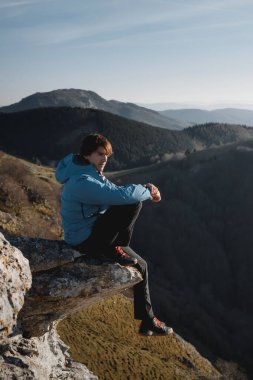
[69,175,152,205]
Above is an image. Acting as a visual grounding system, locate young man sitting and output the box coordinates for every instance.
[55,133,173,336]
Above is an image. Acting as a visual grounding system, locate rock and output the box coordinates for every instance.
[0,232,142,379]
[0,328,98,379]
[0,210,14,224]
[20,256,142,337]
[6,235,81,272]
[0,233,32,338]
[4,235,142,337]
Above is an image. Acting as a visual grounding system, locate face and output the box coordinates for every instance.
[84,146,108,173]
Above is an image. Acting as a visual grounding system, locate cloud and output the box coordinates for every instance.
[73,19,249,49]
[2,0,252,47]
[0,0,55,8]
[0,0,40,8]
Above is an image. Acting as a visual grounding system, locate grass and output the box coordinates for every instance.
[58,294,220,380]
[0,152,62,239]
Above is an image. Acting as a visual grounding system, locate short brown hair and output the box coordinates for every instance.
[79,133,113,157]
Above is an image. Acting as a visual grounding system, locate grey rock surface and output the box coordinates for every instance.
[0,233,142,379]
[0,233,32,338]
[6,235,80,272]
[0,329,98,379]
[20,257,142,337]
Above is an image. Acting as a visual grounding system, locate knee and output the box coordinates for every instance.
[129,201,142,215]
[128,202,142,211]
[135,201,142,210]
[119,202,142,218]
[137,257,148,274]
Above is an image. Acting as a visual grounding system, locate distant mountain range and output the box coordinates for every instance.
[0,89,187,130]
[1,107,253,169]
[2,89,253,128]
[160,108,253,127]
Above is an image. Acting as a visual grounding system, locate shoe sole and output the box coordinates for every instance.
[117,259,138,266]
[139,328,173,336]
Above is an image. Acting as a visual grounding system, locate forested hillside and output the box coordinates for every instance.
[111,140,253,377]
[0,107,193,169]
[1,107,253,171]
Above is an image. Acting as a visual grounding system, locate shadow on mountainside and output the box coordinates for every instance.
[114,140,253,378]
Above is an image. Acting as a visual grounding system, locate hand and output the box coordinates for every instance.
[145,183,161,202]
[151,190,161,203]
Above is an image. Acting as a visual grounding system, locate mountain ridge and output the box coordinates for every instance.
[3,89,253,128]
[0,88,187,130]
[160,108,253,127]
[1,107,253,170]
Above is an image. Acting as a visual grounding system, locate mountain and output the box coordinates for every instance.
[160,108,253,127]
[1,107,253,170]
[110,139,253,378]
[0,153,224,380]
[0,89,188,130]
[0,150,250,379]
[184,123,253,146]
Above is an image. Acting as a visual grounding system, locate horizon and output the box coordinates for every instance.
[1,0,253,107]
[2,87,253,111]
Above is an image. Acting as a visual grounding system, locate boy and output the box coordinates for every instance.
[55,133,173,336]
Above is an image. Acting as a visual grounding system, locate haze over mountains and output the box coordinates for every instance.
[160,108,253,127]
[0,89,187,130]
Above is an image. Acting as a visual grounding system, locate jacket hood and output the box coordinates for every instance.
[55,154,95,184]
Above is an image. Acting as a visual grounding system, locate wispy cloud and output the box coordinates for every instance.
[2,0,252,47]
[0,0,54,8]
[0,0,39,8]
[194,0,253,11]
[73,20,249,49]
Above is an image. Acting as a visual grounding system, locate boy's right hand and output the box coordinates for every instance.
[145,183,161,202]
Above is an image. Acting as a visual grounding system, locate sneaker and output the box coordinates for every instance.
[113,246,138,266]
[139,317,173,336]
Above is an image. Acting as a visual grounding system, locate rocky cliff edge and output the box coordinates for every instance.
[0,233,142,379]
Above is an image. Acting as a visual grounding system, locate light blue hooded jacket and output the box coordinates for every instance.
[55,154,152,245]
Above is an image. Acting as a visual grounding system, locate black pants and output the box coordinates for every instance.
[73,202,154,321]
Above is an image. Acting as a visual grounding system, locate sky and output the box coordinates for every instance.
[1,0,253,109]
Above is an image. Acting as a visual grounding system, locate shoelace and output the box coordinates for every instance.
[115,246,128,258]
[153,317,165,327]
